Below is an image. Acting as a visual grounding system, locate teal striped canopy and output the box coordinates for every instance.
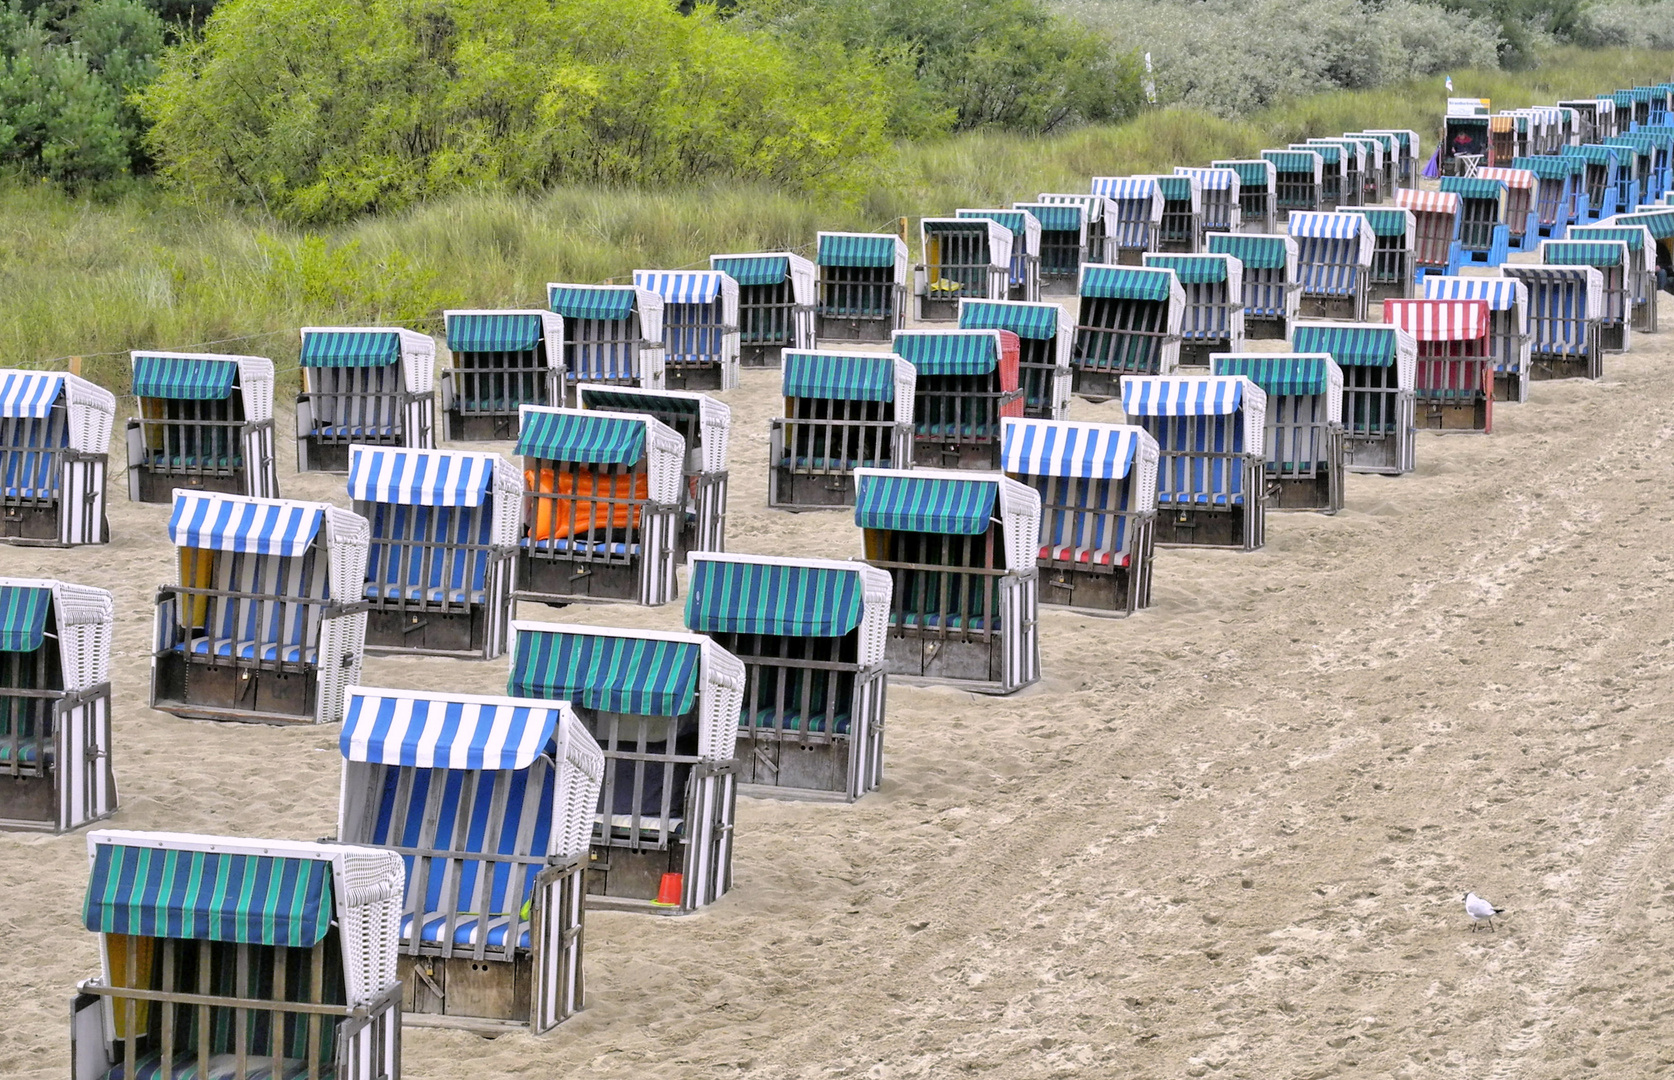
[854,472,997,536]
[1214,161,1272,187]
[1350,209,1412,238]
[1615,211,1674,239]
[1543,241,1624,267]
[1568,227,1645,251]
[510,630,702,717]
[1213,355,1331,396]
[781,351,897,402]
[580,387,701,418]
[1565,145,1620,165]
[1290,324,1400,367]
[447,313,544,353]
[1156,176,1194,200]
[712,256,790,287]
[1081,266,1175,300]
[894,333,999,376]
[1298,143,1340,164]
[0,586,50,652]
[684,559,864,638]
[132,355,237,401]
[548,286,636,321]
[1513,155,1581,179]
[1014,203,1081,232]
[1440,177,1507,200]
[817,234,898,267]
[1144,255,1227,284]
[1262,151,1319,173]
[956,209,1031,239]
[958,299,1058,339]
[301,331,400,367]
[516,410,646,463]
[1207,234,1288,270]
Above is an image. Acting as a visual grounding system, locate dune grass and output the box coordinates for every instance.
[2,46,1670,393]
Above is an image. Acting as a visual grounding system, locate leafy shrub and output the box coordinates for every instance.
[259,235,462,330]
[1572,1,1674,49]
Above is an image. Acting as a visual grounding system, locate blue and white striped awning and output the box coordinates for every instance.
[1002,420,1138,480]
[347,446,497,507]
[168,493,323,557]
[340,688,563,771]
[1288,212,1368,239]
[1175,167,1238,191]
[1091,177,1158,200]
[0,372,65,418]
[633,271,724,305]
[1422,276,1525,310]
[1122,376,1246,416]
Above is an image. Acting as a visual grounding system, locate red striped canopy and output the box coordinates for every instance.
[1383,299,1491,341]
[1475,167,1537,190]
[1394,189,1462,215]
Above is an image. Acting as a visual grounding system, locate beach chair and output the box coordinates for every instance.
[1014,200,1088,297]
[957,208,1042,302]
[1488,115,1516,167]
[632,271,739,392]
[1383,299,1495,434]
[1393,189,1464,281]
[1499,264,1606,381]
[853,468,1040,695]
[769,351,915,510]
[1538,239,1635,352]
[507,622,746,915]
[1421,276,1533,402]
[1000,417,1158,615]
[683,552,891,800]
[1173,168,1241,239]
[1443,111,1492,175]
[299,327,436,470]
[1142,253,1245,366]
[1612,89,1639,134]
[1594,96,1620,141]
[1257,150,1323,219]
[441,311,565,441]
[814,232,909,345]
[72,830,404,1080]
[1089,176,1164,264]
[1121,375,1266,551]
[917,217,1011,321]
[1206,233,1299,341]
[1346,132,1396,202]
[957,298,1071,420]
[1070,264,1184,401]
[1568,223,1657,335]
[512,406,683,608]
[1289,321,1417,475]
[1303,140,1361,207]
[0,579,114,833]
[1339,135,1383,204]
[1473,168,1541,252]
[893,329,1023,470]
[1212,354,1343,513]
[1611,207,1674,311]
[335,685,603,1032]
[1285,144,1339,211]
[1154,175,1203,252]
[347,445,520,661]
[546,283,665,400]
[709,251,815,368]
[576,383,730,554]
[1558,100,1600,142]
[1035,193,1121,265]
[152,492,369,725]
[1212,159,1276,233]
[1562,146,1623,221]
[126,352,277,504]
[1439,177,1512,266]
[0,370,113,546]
[1344,208,1417,302]
[1367,129,1422,185]
[1288,211,1374,321]
[1512,155,1585,239]
[1604,136,1658,208]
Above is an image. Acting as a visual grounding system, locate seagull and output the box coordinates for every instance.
[1464,891,1504,931]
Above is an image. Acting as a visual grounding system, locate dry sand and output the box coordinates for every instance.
[5,274,1674,1079]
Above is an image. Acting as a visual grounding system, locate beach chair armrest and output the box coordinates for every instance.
[323,599,371,619]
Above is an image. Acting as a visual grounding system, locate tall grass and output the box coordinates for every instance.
[3,46,1670,393]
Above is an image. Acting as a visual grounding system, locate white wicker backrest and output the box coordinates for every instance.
[61,373,117,454]
[548,711,605,863]
[698,636,745,763]
[992,473,1044,574]
[1130,428,1160,514]
[235,356,276,422]
[1236,379,1268,458]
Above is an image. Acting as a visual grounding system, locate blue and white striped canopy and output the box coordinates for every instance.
[1175,167,1238,191]
[633,271,724,304]
[347,446,498,508]
[1288,212,1368,239]
[1002,420,1138,480]
[169,493,323,557]
[340,688,564,771]
[1422,276,1524,310]
[0,372,66,419]
[1122,376,1246,416]
[1091,177,1157,200]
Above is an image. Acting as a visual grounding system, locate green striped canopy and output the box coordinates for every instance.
[1156,176,1194,201]
[781,351,897,402]
[1613,90,1635,106]
[510,630,701,717]
[1213,161,1272,187]
[0,587,50,652]
[1615,211,1674,239]
[1144,255,1227,284]
[1213,355,1331,396]
[447,313,543,353]
[1080,266,1175,300]
[516,410,646,463]
[132,355,238,401]
[580,387,702,418]
[301,331,401,367]
[84,843,333,947]
[712,256,790,287]
[1440,177,1508,200]
[1513,155,1581,179]
[684,559,864,638]
[1543,241,1624,267]
[956,209,1031,239]
[1290,325,1400,368]
[894,333,998,376]
[1298,143,1340,164]
[1565,145,1620,166]
[1014,203,1081,232]
[1207,234,1289,270]
[1261,151,1318,173]
[549,286,636,321]
[958,299,1058,338]
[1349,209,1412,239]
[817,234,899,268]
[854,472,997,536]
[1567,227,1645,251]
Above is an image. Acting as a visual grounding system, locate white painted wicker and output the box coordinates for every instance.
[549,711,606,863]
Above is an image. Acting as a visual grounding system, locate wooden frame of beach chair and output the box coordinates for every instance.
[1000,417,1158,615]
[576,383,730,555]
[348,446,519,661]
[545,283,666,402]
[1289,321,1417,476]
[1089,177,1164,264]
[1393,189,1464,280]
[1474,168,1541,252]
[335,686,603,1033]
[1346,133,1396,202]
[0,371,112,546]
[1071,265,1184,402]
[1538,238,1635,352]
[437,311,562,443]
[1211,160,1275,233]
[1366,130,1421,186]
[814,232,910,345]
[709,251,815,369]
[1036,193,1121,266]
[1142,253,1245,367]
[1499,264,1605,382]
[1439,177,1512,266]
[151,492,370,726]
[1563,146,1621,222]
[1557,101,1599,143]
[1488,115,1516,167]
[1337,136,1381,205]
[1122,375,1267,551]
[507,622,746,916]
[957,208,1042,303]
[1212,354,1344,514]
[0,579,114,833]
[683,551,891,801]
[768,350,915,511]
[1513,155,1582,240]
[1422,276,1533,403]
[852,467,1040,695]
[127,352,277,504]
[1014,200,1088,297]
[1304,140,1363,207]
[511,406,684,608]
[917,218,1011,321]
[72,830,404,1080]
[957,298,1071,420]
[1258,151,1322,222]
[1206,233,1299,341]
[299,327,436,470]
[1288,211,1374,322]
[1345,208,1417,302]
[1568,224,1658,336]
[1152,175,1203,253]
[1384,299,1495,434]
[893,329,1024,471]
[631,271,740,393]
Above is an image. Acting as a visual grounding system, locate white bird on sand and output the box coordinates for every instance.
[1464,891,1504,931]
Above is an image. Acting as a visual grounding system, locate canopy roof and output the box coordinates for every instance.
[340,687,568,771]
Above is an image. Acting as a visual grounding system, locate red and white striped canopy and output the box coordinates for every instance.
[1475,167,1537,190]
[1383,299,1491,341]
[1394,188,1462,215]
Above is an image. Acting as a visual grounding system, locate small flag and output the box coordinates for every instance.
[1144,52,1157,106]
[1446,76,1455,93]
